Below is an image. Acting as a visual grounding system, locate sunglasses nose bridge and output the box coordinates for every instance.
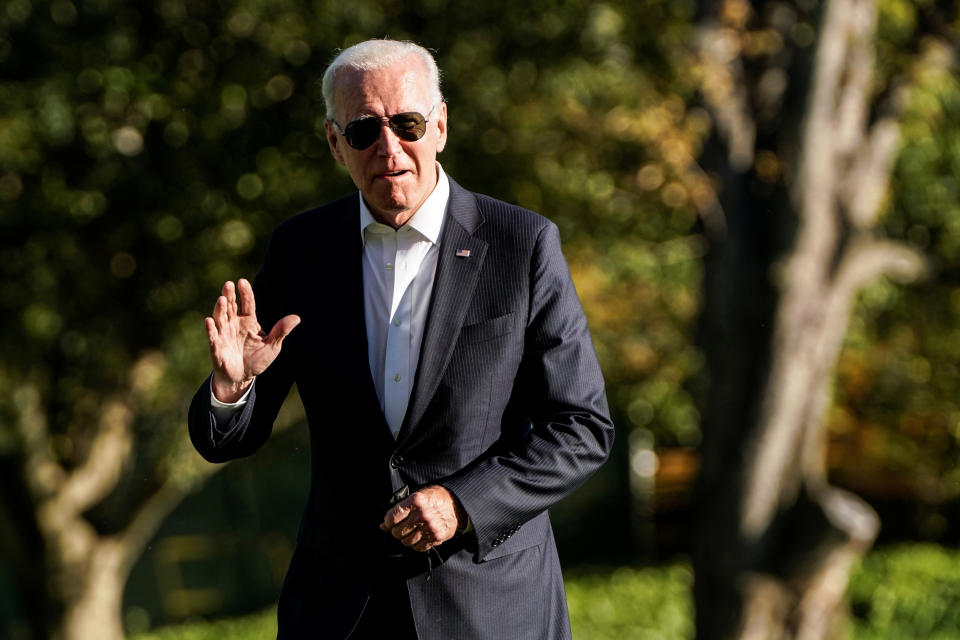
[373,117,404,154]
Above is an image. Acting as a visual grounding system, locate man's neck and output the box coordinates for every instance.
[370,207,415,230]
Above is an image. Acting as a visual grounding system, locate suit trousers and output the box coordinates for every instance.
[349,558,419,640]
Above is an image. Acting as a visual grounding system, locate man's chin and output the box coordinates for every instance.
[367,199,413,227]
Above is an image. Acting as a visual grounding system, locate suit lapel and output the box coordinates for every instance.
[397,181,488,442]
[330,198,394,442]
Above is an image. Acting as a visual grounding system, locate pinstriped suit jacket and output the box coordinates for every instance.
[188,177,614,639]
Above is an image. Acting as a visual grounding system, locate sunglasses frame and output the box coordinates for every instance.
[331,104,439,150]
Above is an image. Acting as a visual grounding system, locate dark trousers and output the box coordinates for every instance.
[348,559,419,640]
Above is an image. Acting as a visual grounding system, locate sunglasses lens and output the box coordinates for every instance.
[342,112,429,149]
[344,118,382,150]
[388,113,427,141]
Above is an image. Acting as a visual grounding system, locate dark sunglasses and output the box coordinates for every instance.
[332,105,438,150]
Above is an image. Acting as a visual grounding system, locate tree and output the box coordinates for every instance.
[690,0,956,637]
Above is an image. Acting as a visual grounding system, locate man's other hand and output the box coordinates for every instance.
[381,485,467,552]
[206,278,300,403]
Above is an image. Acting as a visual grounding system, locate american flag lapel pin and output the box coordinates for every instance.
[455,248,471,258]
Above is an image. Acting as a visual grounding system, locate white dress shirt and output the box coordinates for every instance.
[212,165,450,440]
[360,165,448,435]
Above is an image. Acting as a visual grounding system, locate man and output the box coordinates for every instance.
[188,39,613,640]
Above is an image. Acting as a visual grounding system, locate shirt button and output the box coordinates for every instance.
[393,374,402,382]
[392,317,402,326]
[385,262,393,270]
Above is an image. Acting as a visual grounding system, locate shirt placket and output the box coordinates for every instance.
[383,230,417,436]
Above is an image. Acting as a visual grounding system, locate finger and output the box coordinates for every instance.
[237,278,256,317]
[222,281,237,321]
[204,317,219,345]
[265,315,301,347]
[391,520,422,540]
[412,540,434,553]
[212,295,229,331]
[400,526,425,547]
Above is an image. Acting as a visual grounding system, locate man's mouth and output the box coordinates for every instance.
[380,170,409,178]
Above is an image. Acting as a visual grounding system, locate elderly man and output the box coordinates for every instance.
[188,39,613,640]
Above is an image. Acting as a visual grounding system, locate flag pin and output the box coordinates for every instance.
[456,249,471,258]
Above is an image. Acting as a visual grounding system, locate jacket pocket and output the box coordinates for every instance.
[458,312,515,345]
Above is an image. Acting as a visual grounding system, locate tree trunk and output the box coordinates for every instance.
[4,367,221,640]
[689,0,930,637]
[61,539,127,640]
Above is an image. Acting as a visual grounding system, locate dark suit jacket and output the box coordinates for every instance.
[188,177,614,640]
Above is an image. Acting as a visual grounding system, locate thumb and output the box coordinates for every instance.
[381,502,411,531]
[265,314,301,346]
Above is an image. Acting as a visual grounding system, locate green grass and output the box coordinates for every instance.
[566,564,694,639]
[131,544,960,639]
[131,608,277,640]
[130,566,694,640]
[848,543,960,639]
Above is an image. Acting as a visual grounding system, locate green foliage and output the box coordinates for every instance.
[849,544,960,639]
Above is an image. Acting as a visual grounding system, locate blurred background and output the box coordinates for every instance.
[0,0,958,638]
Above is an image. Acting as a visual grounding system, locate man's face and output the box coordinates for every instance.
[325,56,447,228]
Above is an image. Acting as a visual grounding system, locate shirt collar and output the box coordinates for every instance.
[359,163,449,246]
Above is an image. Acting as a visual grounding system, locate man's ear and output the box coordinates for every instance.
[325,120,346,166]
[435,102,448,154]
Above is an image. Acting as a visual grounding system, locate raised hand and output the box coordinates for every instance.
[205,278,300,403]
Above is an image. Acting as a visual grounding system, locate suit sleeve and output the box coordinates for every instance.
[187,228,298,463]
[440,222,614,561]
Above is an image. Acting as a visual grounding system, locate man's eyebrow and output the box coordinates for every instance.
[349,110,424,124]
[346,110,382,121]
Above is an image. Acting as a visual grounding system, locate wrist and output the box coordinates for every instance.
[211,373,254,403]
[443,487,469,533]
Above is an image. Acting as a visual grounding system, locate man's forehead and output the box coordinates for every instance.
[334,59,431,117]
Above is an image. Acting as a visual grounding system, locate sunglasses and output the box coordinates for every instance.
[332,105,438,150]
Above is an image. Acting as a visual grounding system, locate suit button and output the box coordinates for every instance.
[390,455,404,469]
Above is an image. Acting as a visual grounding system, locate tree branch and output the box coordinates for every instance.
[13,383,65,501]
[794,0,851,209]
[56,398,133,518]
[790,0,863,293]
[843,118,901,228]
[698,21,757,171]
[833,0,877,159]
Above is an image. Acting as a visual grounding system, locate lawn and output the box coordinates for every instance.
[132,544,960,639]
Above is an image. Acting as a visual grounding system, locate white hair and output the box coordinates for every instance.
[322,39,443,123]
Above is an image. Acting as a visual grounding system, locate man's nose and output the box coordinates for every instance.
[375,121,403,156]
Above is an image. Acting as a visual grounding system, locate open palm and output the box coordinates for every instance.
[205,278,300,402]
